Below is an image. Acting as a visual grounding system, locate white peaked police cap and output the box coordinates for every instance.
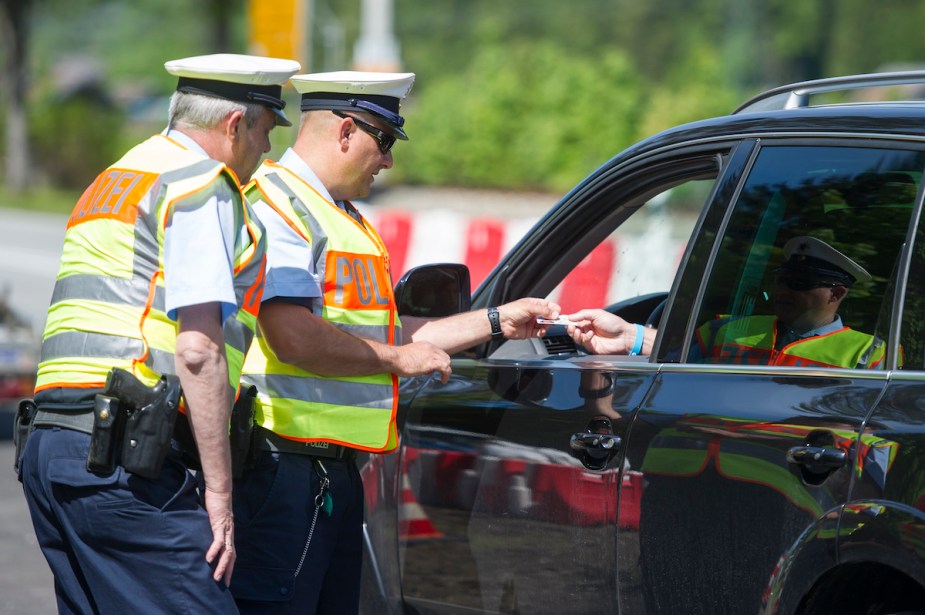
[291,71,416,139]
[779,236,872,285]
[164,54,301,126]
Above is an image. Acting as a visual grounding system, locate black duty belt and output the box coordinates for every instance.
[33,407,94,435]
[254,426,356,461]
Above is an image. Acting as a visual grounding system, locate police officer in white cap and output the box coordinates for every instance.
[19,53,298,613]
[566,236,886,369]
[231,71,560,614]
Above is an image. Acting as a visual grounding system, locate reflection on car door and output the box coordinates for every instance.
[624,141,920,613]
[389,144,739,614]
[626,371,885,613]
[395,361,656,615]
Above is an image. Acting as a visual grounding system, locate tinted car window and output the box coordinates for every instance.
[900,209,925,369]
[689,144,923,368]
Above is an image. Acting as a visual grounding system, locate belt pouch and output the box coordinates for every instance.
[230,385,258,478]
[87,395,123,474]
[13,399,37,475]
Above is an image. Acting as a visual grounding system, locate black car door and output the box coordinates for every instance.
[391,142,746,615]
[623,141,922,614]
[394,360,654,615]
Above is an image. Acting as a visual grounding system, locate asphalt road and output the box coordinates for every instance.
[0,209,61,612]
[0,208,66,338]
[0,441,57,614]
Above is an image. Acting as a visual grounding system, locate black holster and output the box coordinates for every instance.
[13,399,37,478]
[172,385,258,478]
[230,385,257,479]
[86,368,181,479]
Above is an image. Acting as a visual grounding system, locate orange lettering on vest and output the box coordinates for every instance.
[241,255,266,316]
[67,169,158,229]
[325,250,392,310]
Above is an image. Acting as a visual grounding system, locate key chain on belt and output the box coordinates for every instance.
[293,458,333,579]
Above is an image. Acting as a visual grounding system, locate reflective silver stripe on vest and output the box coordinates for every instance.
[857,336,884,368]
[246,373,393,410]
[264,173,329,279]
[223,315,252,356]
[50,274,164,307]
[262,172,396,344]
[325,321,391,342]
[135,160,225,277]
[39,330,172,369]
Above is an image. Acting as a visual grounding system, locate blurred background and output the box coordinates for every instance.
[6,0,925,200]
[0,5,923,607]
[1,0,925,411]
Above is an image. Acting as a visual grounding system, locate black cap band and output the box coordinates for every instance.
[777,256,855,285]
[177,77,286,110]
[299,91,400,115]
[299,92,408,139]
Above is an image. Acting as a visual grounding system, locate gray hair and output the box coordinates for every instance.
[168,91,266,131]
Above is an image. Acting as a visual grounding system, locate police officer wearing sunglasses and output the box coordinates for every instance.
[566,236,885,369]
[230,72,559,614]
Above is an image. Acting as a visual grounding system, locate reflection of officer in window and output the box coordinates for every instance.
[566,236,885,369]
[694,236,885,369]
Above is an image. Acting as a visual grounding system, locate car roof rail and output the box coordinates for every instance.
[733,70,925,114]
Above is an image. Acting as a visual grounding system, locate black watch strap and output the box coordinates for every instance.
[487,306,503,340]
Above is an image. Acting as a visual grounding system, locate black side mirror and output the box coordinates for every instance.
[393,263,472,317]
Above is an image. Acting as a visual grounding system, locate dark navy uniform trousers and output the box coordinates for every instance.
[230,449,364,615]
[20,426,237,614]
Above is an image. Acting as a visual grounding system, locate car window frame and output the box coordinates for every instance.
[667,136,925,371]
[471,139,756,358]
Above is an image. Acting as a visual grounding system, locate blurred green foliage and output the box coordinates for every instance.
[30,92,125,189]
[391,43,646,191]
[3,0,925,196]
[0,183,80,214]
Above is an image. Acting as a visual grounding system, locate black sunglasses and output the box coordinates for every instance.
[775,275,846,292]
[333,111,396,154]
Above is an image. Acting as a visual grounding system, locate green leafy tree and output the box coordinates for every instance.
[9,0,925,194]
[393,41,644,192]
[1,0,34,191]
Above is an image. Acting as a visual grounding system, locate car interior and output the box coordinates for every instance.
[490,143,925,370]
[695,145,921,369]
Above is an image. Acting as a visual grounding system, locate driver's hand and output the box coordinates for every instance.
[566,309,640,355]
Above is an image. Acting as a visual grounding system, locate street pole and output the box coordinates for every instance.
[353,0,401,72]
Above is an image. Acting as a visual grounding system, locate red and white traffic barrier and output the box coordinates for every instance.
[364,208,686,311]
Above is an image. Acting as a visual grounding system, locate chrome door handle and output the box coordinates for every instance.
[787,445,847,468]
[570,432,622,453]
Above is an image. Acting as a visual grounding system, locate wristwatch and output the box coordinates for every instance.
[487,307,504,340]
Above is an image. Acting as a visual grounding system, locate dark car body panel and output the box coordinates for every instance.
[361,83,925,614]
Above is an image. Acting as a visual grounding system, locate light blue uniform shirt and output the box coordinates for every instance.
[162,129,239,322]
[250,148,330,308]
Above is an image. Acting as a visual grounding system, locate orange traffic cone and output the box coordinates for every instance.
[398,472,443,540]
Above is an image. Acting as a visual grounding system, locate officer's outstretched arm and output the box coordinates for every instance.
[404,297,561,355]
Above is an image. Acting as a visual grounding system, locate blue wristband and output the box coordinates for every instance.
[630,323,644,356]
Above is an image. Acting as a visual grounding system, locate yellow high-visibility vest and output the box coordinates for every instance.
[35,134,265,405]
[242,160,401,452]
[696,315,885,369]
